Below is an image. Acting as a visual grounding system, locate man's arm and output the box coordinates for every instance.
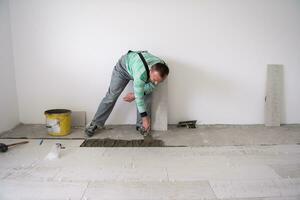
[144,82,156,95]
[133,78,147,117]
[123,82,155,102]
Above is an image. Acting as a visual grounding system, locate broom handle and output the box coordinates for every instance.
[7,141,29,147]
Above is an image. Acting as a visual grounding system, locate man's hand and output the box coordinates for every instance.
[123,92,135,102]
[142,116,151,131]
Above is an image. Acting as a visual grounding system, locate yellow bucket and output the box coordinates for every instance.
[45,109,72,136]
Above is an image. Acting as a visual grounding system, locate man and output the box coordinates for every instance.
[85,50,169,137]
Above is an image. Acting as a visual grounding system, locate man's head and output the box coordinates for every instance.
[149,63,169,85]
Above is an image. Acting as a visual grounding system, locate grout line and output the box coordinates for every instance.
[207,180,218,199]
[165,167,170,182]
[80,181,90,200]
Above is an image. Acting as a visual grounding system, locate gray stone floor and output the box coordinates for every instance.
[1,124,300,146]
[0,138,300,199]
[1,125,300,199]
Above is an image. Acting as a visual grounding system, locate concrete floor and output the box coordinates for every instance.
[1,124,300,146]
[0,138,300,199]
[0,125,300,199]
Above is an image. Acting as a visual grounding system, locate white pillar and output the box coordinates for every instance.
[151,79,168,131]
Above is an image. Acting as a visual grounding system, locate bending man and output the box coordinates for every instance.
[85,50,169,137]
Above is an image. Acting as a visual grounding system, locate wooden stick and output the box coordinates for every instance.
[7,141,29,147]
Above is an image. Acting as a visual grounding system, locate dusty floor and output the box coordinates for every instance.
[0,124,300,199]
[1,124,300,146]
[0,138,300,199]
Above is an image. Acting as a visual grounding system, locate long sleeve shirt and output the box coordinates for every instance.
[125,51,165,117]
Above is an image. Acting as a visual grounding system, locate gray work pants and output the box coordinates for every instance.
[92,55,152,127]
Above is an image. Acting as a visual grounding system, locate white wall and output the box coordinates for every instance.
[0,0,19,132]
[9,0,300,125]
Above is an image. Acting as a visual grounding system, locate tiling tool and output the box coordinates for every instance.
[177,120,197,128]
[0,141,29,153]
[137,126,151,137]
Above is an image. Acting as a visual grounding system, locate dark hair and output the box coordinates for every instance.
[151,63,169,78]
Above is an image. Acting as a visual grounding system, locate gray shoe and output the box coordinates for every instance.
[85,122,98,137]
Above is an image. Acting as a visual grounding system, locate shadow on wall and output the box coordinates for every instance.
[165,58,238,121]
[281,69,286,123]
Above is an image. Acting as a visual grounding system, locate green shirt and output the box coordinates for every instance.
[125,51,165,116]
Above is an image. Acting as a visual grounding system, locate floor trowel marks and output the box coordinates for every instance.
[80,138,185,147]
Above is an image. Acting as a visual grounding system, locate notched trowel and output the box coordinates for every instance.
[137,127,153,141]
[177,120,197,128]
[138,127,150,136]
